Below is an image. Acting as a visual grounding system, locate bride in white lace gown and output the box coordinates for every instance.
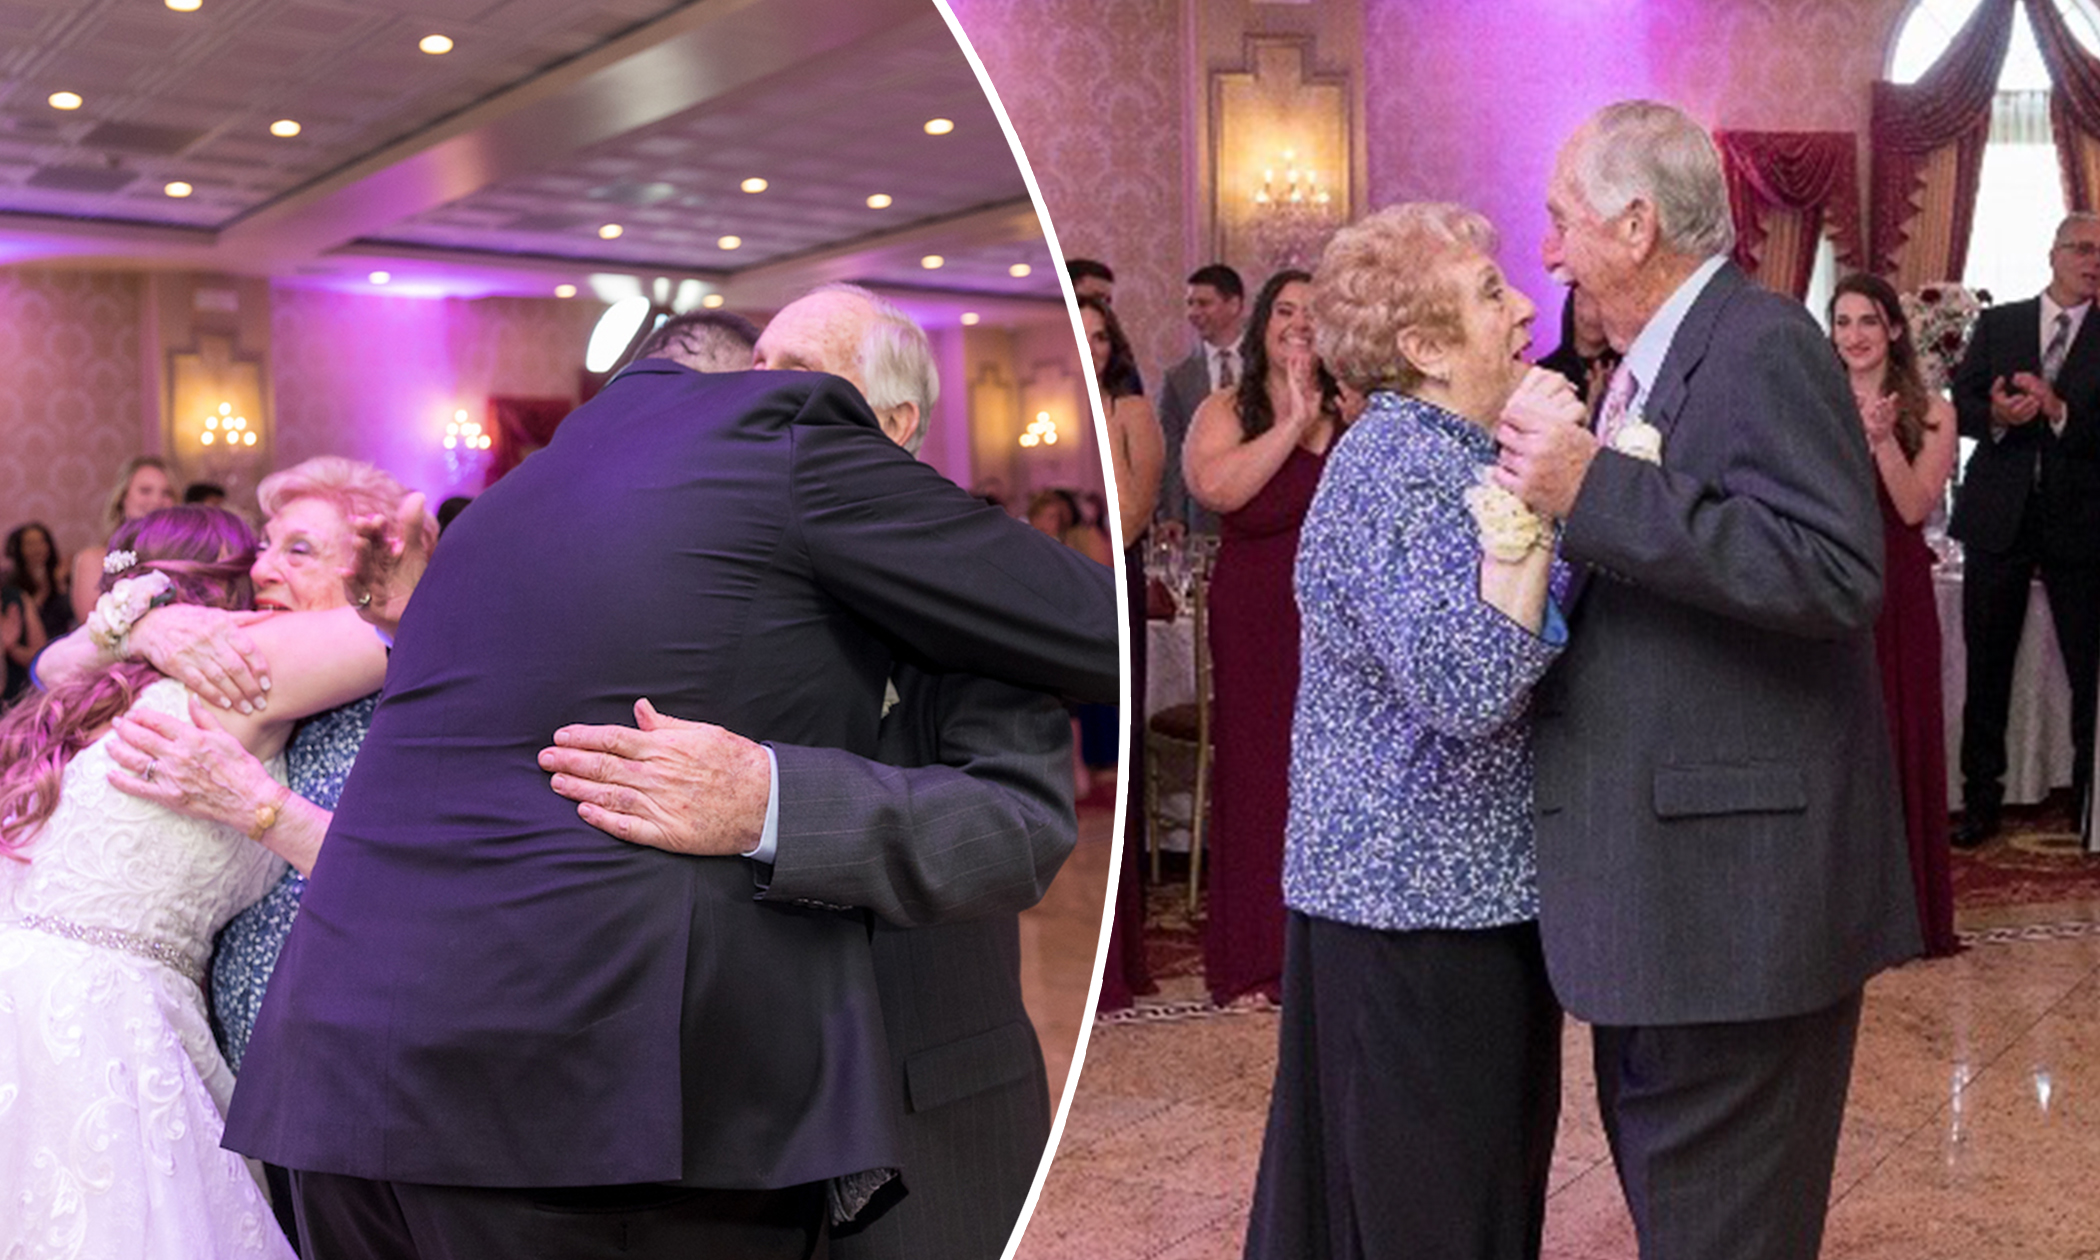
[0,508,386,1259]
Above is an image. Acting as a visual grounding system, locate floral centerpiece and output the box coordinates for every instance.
[1900,282,1990,395]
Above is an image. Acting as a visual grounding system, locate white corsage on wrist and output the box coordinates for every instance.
[1463,467,1551,562]
[1611,413,1664,464]
[86,571,176,657]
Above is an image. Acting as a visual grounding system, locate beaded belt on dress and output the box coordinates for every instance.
[9,913,205,987]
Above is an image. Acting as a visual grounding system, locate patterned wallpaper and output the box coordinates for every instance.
[1362,0,1910,327]
[0,269,147,570]
[947,0,1195,388]
[269,287,607,502]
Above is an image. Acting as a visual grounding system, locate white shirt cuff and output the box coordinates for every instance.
[744,744,779,863]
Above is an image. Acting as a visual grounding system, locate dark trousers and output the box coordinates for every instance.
[1245,914,1562,1260]
[1960,516,2100,818]
[1593,990,1863,1260]
[290,1171,823,1260]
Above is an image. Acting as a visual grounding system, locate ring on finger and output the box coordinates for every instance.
[144,760,158,783]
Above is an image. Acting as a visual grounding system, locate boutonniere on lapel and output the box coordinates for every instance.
[1463,466,1551,561]
[1611,411,1664,464]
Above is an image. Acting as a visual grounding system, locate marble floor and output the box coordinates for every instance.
[1016,898,2100,1260]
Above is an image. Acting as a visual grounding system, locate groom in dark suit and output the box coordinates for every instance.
[223,286,1119,1258]
[539,285,1082,1260]
[1948,212,2100,845]
[1498,100,1919,1260]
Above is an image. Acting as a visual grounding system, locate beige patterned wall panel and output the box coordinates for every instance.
[948,0,1193,388]
[0,269,147,566]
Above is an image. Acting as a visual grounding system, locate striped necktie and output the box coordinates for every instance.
[2044,311,2073,384]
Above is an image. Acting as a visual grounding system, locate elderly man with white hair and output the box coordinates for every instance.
[1496,100,1920,1260]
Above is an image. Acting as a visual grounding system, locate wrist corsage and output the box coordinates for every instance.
[86,571,176,658]
[1463,467,1551,562]
[1611,412,1664,464]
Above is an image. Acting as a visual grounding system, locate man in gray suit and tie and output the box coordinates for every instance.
[1497,100,1920,1260]
[541,283,1076,1260]
[1155,263,1246,538]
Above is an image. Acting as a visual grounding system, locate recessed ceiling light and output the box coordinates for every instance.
[165,0,201,10]
[48,92,82,111]
[164,181,193,198]
[599,224,623,239]
[554,284,577,299]
[960,312,980,326]
[702,294,726,309]
[740,177,767,194]
[270,119,301,137]
[921,255,944,269]
[923,118,954,136]
[717,235,741,250]
[866,193,892,209]
[369,271,391,284]
[419,34,454,54]
[1009,263,1032,278]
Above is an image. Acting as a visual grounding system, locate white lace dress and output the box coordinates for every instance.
[0,679,295,1260]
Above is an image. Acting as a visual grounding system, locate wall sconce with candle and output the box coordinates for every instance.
[1018,410,1060,448]
[1248,146,1339,271]
[199,401,257,449]
[443,407,493,482]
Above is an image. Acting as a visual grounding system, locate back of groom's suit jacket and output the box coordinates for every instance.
[1949,296,2100,559]
[223,365,1120,1192]
[1531,263,1921,1028]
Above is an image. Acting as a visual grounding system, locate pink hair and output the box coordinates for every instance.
[0,507,257,856]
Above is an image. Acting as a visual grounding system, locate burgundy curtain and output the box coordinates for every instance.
[485,396,574,486]
[1868,0,2016,278]
[2025,0,2100,211]
[1717,130,1862,298]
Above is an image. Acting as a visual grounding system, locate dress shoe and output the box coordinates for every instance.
[1951,813,1998,850]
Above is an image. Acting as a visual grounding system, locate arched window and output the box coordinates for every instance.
[1890,0,2100,300]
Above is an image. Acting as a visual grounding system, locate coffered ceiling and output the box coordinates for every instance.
[0,0,1060,315]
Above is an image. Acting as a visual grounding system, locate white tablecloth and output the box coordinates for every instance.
[1936,572,2074,810]
[1146,617,1196,715]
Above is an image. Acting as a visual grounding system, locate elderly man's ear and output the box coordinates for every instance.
[876,401,921,450]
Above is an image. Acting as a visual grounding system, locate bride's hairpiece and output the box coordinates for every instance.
[103,550,138,575]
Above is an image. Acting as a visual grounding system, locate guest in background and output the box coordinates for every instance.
[1246,204,1573,1260]
[1833,273,1959,956]
[1081,293,1163,1012]
[70,455,176,626]
[1062,490,1114,566]
[1534,285,1620,410]
[0,580,42,705]
[1068,258,1143,397]
[1025,490,1075,538]
[184,480,228,507]
[1181,268,1342,1008]
[1156,264,1247,539]
[5,521,72,649]
[1949,212,2100,846]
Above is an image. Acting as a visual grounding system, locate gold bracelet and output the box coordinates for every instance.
[250,785,294,842]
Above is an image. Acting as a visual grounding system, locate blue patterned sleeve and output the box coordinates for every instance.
[1321,440,1564,741]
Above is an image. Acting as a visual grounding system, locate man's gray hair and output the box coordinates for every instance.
[2056,212,2100,245]
[1572,100,1736,259]
[631,309,762,373]
[811,282,940,455]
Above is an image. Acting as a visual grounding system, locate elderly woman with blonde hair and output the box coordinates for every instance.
[35,454,429,1250]
[1243,204,1588,1260]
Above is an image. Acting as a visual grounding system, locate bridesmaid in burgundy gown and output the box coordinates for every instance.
[1183,271,1345,1005]
[1832,273,1960,957]
[1080,295,1165,1011]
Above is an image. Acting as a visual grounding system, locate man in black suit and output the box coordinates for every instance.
[1499,100,1918,1260]
[1154,263,1244,537]
[223,286,1120,1258]
[541,285,1079,1259]
[1948,212,2100,845]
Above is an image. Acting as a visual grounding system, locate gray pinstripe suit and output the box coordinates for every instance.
[767,662,1076,1260]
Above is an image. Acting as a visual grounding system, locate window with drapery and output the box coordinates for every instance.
[1883,0,2100,303]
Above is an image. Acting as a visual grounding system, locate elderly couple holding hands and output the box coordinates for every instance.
[1242,100,1919,1260]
